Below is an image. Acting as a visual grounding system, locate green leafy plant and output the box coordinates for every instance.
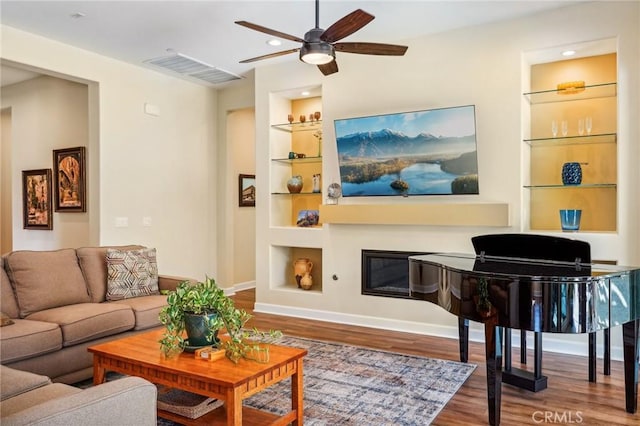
[159,276,281,363]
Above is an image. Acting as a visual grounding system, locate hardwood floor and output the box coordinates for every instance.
[233,288,638,425]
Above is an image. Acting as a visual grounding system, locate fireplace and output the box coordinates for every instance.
[361,250,430,299]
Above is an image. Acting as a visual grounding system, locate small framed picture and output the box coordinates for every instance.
[53,146,86,212]
[296,210,319,227]
[239,174,255,207]
[22,169,53,230]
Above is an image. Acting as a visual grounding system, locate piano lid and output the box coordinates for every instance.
[409,252,637,281]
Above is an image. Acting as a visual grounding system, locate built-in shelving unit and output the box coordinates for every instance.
[268,92,324,294]
[524,54,617,233]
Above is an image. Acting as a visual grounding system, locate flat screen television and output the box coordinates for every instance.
[333,105,479,197]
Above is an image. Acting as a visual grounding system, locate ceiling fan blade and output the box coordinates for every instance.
[239,48,300,63]
[334,42,408,56]
[235,21,304,43]
[318,60,338,76]
[320,9,374,43]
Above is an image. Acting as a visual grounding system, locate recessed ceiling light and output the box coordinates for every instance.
[267,39,282,47]
[562,50,576,57]
[69,12,86,19]
[301,91,310,96]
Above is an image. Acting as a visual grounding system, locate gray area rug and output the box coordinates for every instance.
[168,336,474,425]
[81,335,476,425]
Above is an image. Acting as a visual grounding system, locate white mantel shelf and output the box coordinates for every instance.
[319,203,510,227]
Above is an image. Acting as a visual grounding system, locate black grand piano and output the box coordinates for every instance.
[409,251,640,425]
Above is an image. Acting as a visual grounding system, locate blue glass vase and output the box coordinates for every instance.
[561,162,582,185]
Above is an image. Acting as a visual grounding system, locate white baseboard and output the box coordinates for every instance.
[224,280,255,296]
[254,302,624,361]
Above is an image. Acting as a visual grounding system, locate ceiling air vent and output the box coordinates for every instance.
[144,53,242,86]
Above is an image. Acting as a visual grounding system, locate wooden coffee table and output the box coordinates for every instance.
[88,329,306,426]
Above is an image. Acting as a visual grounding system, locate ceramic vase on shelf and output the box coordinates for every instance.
[294,258,313,288]
[561,162,583,185]
[287,175,303,193]
[300,272,313,290]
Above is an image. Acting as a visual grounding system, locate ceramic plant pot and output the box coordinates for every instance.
[184,312,220,347]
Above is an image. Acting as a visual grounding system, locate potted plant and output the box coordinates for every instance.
[159,276,280,363]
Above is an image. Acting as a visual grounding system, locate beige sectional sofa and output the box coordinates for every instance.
[0,245,185,384]
[0,365,157,425]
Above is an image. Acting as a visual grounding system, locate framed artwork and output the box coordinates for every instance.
[53,146,86,212]
[22,169,53,230]
[239,174,256,207]
[296,210,319,227]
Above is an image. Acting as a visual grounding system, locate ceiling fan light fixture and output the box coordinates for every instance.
[300,43,335,65]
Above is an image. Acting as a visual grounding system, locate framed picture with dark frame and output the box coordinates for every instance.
[53,146,86,212]
[22,169,53,230]
[239,174,255,207]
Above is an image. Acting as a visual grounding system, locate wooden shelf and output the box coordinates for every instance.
[319,203,509,227]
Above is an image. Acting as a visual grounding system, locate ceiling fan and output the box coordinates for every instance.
[235,0,408,76]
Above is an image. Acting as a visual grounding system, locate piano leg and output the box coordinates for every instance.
[622,319,639,413]
[504,328,512,373]
[604,328,611,376]
[458,318,469,363]
[588,332,597,382]
[520,331,527,364]
[484,323,502,426]
[534,332,543,380]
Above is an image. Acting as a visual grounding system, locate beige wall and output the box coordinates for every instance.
[228,108,256,286]
[1,108,12,254]
[254,1,640,358]
[216,78,255,289]
[0,26,218,280]
[1,76,90,250]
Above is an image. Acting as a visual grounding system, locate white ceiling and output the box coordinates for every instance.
[1,0,581,87]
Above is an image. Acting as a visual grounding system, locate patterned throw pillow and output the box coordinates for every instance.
[106,248,159,301]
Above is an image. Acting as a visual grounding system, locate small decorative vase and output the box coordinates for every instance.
[300,272,313,290]
[287,175,303,193]
[562,162,582,185]
[294,258,313,288]
[312,174,321,193]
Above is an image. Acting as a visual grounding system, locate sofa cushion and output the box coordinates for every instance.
[109,295,167,330]
[0,319,62,363]
[4,249,90,318]
[0,257,19,319]
[26,303,135,347]
[106,248,159,301]
[0,365,52,401]
[76,245,145,303]
[0,383,81,418]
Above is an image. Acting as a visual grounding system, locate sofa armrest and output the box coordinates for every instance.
[158,275,195,292]
[2,377,157,426]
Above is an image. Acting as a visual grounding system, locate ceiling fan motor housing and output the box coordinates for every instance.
[300,28,335,64]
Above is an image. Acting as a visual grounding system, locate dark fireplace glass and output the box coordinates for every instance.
[362,250,429,299]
